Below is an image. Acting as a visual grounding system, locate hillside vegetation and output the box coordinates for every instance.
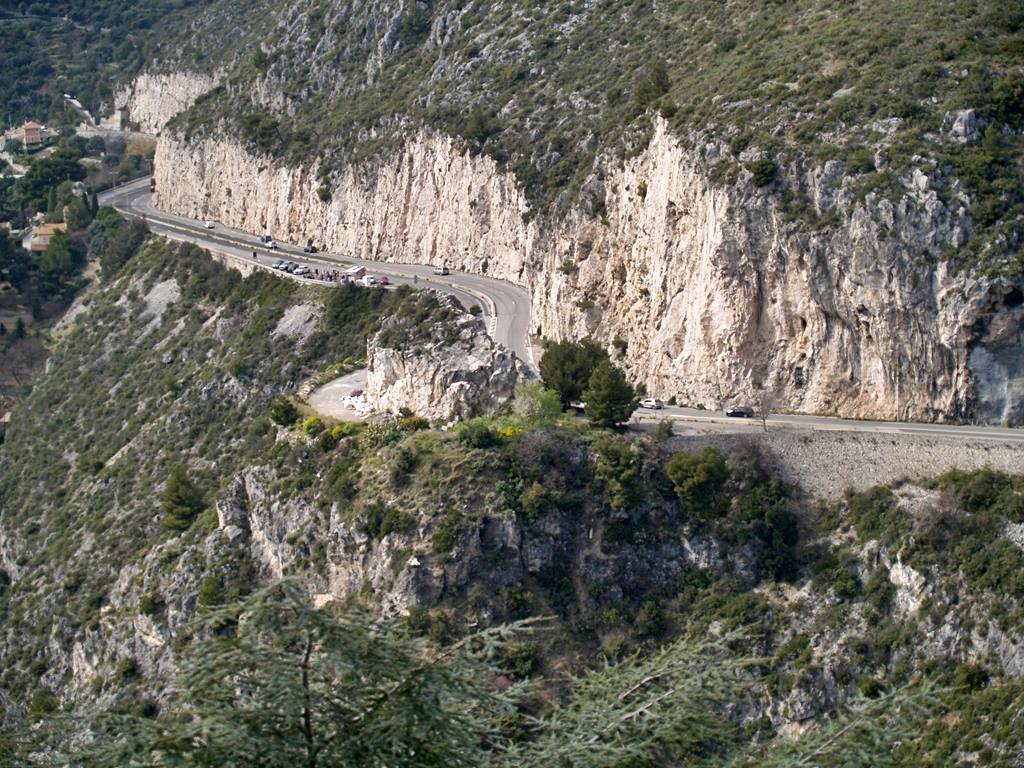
[1,238,1023,763]
[159,0,1024,271]
[0,1,201,124]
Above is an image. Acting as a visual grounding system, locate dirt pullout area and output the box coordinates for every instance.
[307,369,368,422]
[664,426,1022,499]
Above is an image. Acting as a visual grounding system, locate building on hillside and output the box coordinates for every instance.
[22,121,44,147]
[4,121,53,151]
[21,222,67,252]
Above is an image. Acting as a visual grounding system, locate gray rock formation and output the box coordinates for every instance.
[152,117,1024,425]
[115,72,218,134]
[366,295,522,422]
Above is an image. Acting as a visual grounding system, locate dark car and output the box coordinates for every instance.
[303,245,319,253]
[725,406,754,418]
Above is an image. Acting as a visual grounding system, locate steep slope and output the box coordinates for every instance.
[128,0,1024,423]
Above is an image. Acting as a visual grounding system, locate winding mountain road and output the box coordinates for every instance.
[100,178,535,366]
[99,178,1024,444]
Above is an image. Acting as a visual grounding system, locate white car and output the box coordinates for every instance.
[204,221,215,229]
[432,265,450,276]
[639,398,664,409]
[360,275,377,287]
[293,265,311,276]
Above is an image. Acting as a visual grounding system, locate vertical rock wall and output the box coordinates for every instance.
[153,122,1024,424]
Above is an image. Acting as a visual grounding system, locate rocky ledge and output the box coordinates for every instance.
[366,294,523,423]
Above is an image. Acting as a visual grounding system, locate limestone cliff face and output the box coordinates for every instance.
[154,122,1024,425]
[115,72,217,133]
[366,296,522,422]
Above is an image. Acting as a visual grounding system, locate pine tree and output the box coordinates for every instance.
[48,581,527,767]
[32,585,938,768]
[582,360,638,428]
[538,339,608,407]
[161,464,205,531]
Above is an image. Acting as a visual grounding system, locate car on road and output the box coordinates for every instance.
[433,265,450,276]
[272,260,286,269]
[277,261,298,273]
[378,275,390,286]
[293,265,311,276]
[204,220,215,229]
[302,245,318,253]
[569,400,586,411]
[360,275,377,287]
[725,406,754,418]
[639,398,664,409]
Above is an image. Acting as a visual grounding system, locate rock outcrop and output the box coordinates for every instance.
[366,295,522,422]
[153,120,1024,424]
[115,72,217,134]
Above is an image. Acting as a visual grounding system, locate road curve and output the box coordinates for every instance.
[100,178,1024,444]
[99,178,536,368]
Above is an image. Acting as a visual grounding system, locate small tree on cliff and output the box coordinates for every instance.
[582,360,639,429]
[161,464,205,532]
[539,339,608,407]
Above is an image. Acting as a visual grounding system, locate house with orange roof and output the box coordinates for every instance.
[21,222,67,252]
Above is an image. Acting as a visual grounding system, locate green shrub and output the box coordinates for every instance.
[456,419,501,449]
[301,415,325,437]
[29,688,58,721]
[197,575,223,607]
[398,415,430,432]
[847,147,876,174]
[665,447,731,523]
[138,592,165,616]
[161,464,205,532]
[269,396,299,427]
[431,509,463,556]
[116,657,140,682]
[747,158,777,187]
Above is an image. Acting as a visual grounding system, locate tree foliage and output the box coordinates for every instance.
[44,581,526,768]
[512,381,562,425]
[161,463,205,532]
[582,360,638,428]
[269,395,300,427]
[539,339,608,407]
[665,446,731,522]
[31,584,939,768]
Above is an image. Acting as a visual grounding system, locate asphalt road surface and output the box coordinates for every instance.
[99,178,535,367]
[100,178,1024,444]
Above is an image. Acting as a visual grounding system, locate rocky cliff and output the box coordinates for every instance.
[154,120,1024,425]
[115,72,217,134]
[366,294,523,422]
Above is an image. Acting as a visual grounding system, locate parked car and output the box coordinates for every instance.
[302,245,318,253]
[259,234,273,244]
[433,265,450,276]
[266,240,277,249]
[377,275,390,286]
[293,265,311,276]
[725,406,754,418]
[280,261,299,273]
[568,400,586,411]
[203,220,215,229]
[639,398,664,409]
[360,275,377,287]
[272,260,286,270]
